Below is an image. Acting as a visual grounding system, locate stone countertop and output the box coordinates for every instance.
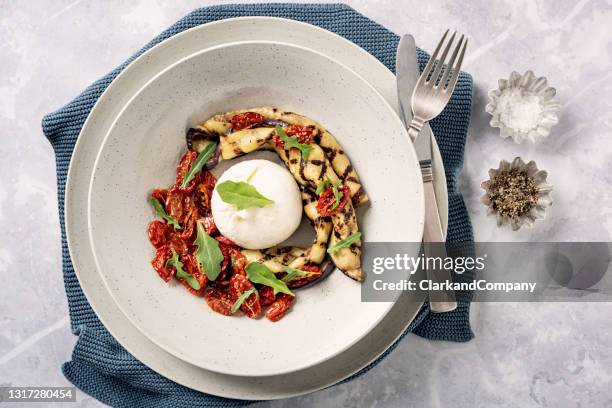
[1,0,611,406]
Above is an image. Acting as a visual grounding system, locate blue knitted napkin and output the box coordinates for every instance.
[42,4,474,407]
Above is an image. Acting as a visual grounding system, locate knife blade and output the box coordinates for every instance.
[396,34,457,313]
[396,35,420,127]
[396,35,434,154]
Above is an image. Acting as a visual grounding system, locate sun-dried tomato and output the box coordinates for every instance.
[301,265,321,273]
[165,188,191,224]
[286,265,323,288]
[230,274,261,319]
[204,287,234,316]
[272,125,315,149]
[316,184,350,217]
[258,286,276,306]
[151,245,174,282]
[201,170,217,188]
[216,236,239,247]
[151,188,168,204]
[174,150,198,193]
[231,112,264,131]
[169,233,188,255]
[201,214,218,236]
[266,293,294,322]
[180,253,208,296]
[147,220,170,249]
[196,171,217,209]
[229,248,247,276]
[215,244,231,282]
[272,133,284,149]
[285,125,315,144]
[175,205,198,242]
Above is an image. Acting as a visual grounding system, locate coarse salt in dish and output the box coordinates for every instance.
[486,71,560,144]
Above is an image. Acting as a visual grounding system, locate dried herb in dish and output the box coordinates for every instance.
[488,169,538,220]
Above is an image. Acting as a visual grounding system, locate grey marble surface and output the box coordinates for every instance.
[1,0,611,406]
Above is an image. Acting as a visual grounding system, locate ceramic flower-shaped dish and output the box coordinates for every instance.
[481,157,553,230]
[486,71,561,143]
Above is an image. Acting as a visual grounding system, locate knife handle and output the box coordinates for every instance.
[422,181,458,313]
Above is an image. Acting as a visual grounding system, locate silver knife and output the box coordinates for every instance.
[396,34,457,313]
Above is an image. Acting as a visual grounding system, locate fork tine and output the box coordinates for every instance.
[454,37,468,71]
[438,34,464,89]
[445,37,468,93]
[428,31,456,85]
[419,29,449,85]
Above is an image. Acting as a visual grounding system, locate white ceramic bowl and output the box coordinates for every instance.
[66,17,446,398]
[88,40,424,377]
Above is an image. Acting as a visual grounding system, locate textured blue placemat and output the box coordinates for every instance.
[42,4,474,407]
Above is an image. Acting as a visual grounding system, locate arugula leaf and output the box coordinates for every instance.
[246,263,294,296]
[315,178,331,195]
[281,266,315,283]
[216,180,274,210]
[181,142,217,188]
[315,177,342,209]
[275,125,313,161]
[166,249,201,290]
[194,221,224,280]
[327,232,362,254]
[231,287,257,314]
[150,197,181,230]
[331,183,341,210]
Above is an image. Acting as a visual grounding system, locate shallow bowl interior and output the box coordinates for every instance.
[88,40,424,377]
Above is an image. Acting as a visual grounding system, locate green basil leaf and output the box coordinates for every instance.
[231,287,257,314]
[327,232,362,254]
[275,125,313,161]
[166,249,201,290]
[216,180,274,210]
[281,266,315,283]
[194,221,224,281]
[246,263,294,296]
[181,142,217,188]
[150,197,181,230]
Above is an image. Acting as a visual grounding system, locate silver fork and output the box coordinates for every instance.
[407,30,468,142]
[410,30,468,312]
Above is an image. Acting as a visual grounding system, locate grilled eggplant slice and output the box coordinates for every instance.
[241,247,305,274]
[329,200,363,281]
[299,189,332,265]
